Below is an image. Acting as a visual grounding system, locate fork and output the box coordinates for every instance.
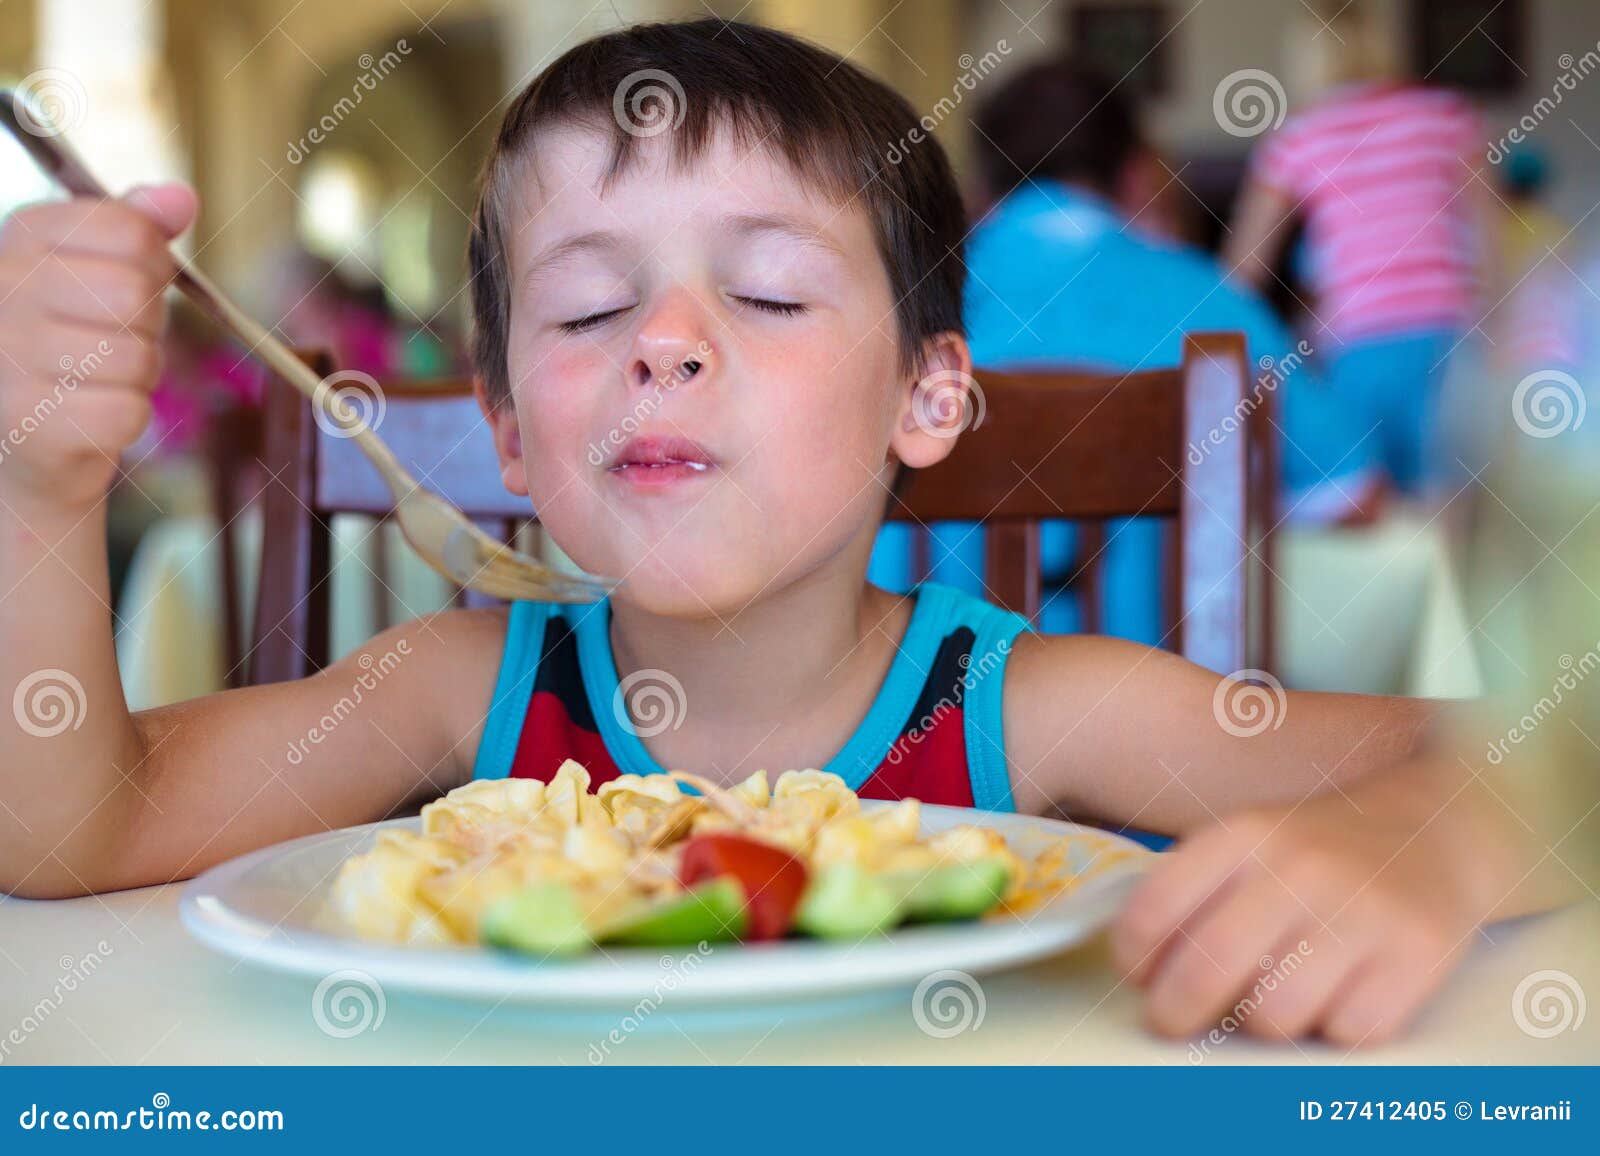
[0,90,614,604]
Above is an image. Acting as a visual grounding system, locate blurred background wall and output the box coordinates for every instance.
[5,0,1598,331]
[7,0,1600,706]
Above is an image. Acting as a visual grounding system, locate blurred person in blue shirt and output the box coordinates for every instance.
[872,59,1380,644]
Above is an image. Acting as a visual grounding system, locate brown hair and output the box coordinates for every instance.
[466,17,968,417]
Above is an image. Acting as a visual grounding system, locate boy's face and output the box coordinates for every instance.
[485,120,968,616]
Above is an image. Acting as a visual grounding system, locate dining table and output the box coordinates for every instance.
[2,882,1593,1065]
[66,493,1591,1065]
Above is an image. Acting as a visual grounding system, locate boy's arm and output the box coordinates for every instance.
[1004,634,1582,1044]
[1111,750,1578,1043]
[0,189,500,898]
[2,550,502,900]
[1002,632,1433,832]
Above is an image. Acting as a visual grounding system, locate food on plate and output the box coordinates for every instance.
[678,833,807,940]
[329,760,1137,953]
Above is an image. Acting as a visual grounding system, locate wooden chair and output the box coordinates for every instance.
[248,332,1270,683]
[204,398,263,689]
[249,352,523,684]
[889,332,1268,674]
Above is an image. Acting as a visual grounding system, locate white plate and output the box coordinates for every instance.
[180,804,1150,1007]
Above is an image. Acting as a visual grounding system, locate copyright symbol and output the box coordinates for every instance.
[1454,1101,1472,1120]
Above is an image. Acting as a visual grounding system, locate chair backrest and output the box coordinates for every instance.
[250,352,524,684]
[249,333,1269,683]
[890,332,1267,673]
[204,398,263,689]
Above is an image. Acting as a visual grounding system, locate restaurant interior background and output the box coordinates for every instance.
[5,0,1600,714]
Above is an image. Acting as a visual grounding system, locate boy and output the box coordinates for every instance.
[0,19,1554,1044]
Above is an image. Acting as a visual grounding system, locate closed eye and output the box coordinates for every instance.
[732,296,806,317]
[558,305,633,334]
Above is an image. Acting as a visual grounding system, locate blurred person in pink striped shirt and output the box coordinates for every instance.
[1224,0,1495,498]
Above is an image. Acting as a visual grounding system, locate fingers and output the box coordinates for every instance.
[0,187,194,505]
[1319,921,1464,1046]
[1112,818,1266,985]
[49,389,154,457]
[2,196,174,265]
[0,370,152,463]
[121,182,199,240]
[0,205,177,341]
[30,255,169,336]
[19,322,162,389]
[1240,929,1368,1041]
[1,180,196,268]
[1138,871,1311,1037]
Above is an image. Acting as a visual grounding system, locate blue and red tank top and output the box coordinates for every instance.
[471,582,1035,811]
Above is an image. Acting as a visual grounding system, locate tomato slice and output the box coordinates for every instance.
[678,833,808,941]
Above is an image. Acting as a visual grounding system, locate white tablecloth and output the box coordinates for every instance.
[0,885,1592,1063]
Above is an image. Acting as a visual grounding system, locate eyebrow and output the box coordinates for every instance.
[519,210,848,296]
[519,230,630,294]
[715,211,848,259]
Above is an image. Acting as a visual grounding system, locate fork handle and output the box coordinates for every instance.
[171,263,407,480]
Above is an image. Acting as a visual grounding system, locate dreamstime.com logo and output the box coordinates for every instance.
[1213,69,1287,138]
[883,40,1012,166]
[1188,942,1314,1062]
[613,69,686,138]
[1486,43,1600,164]
[313,370,386,440]
[9,68,87,137]
[587,942,714,1063]
[911,370,985,439]
[284,640,411,766]
[613,668,688,739]
[586,342,714,467]
[886,639,1010,766]
[285,38,412,164]
[12,669,86,739]
[17,1093,283,1133]
[311,969,386,1038]
[0,340,114,467]
[912,969,986,1038]
[1212,668,1286,738]
[1512,969,1586,1039]
[1512,369,1585,438]
[1484,646,1600,766]
[1,940,114,1062]
[1188,340,1312,465]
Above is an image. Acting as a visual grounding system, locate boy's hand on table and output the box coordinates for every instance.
[1108,765,1516,1046]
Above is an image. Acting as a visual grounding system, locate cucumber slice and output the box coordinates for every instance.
[793,864,903,939]
[889,859,1011,922]
[601,877,747,946]
[481,881,593,956]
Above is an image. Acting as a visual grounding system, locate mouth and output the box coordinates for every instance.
[606,435,717,488]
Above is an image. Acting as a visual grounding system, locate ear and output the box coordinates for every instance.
[473,376,529,497]
[888,330,979,472]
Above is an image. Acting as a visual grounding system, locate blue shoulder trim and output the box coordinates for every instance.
[960,597,1034,813]
[826,583,957,790]
[470,600,552,780]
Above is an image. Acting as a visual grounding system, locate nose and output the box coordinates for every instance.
[628,288,715,391]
